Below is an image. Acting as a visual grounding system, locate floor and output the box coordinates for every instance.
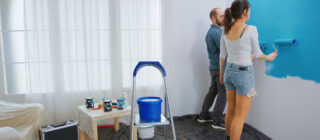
[97,114,271,140]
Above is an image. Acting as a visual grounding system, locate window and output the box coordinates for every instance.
[0,0,53,94]
[0,0,163,94]
[58,0,111,92]
[120,0,163,88]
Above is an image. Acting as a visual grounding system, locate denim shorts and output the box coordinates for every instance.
[224,62,257,97]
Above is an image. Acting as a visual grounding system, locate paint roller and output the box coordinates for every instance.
[268,39,296,62]
[259,39,296,62]
[260,38,296,50]
[274,39,296,46]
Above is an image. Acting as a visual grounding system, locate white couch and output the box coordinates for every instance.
[0,101,47,140]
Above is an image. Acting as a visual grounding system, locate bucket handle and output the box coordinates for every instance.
[133,61,166,77]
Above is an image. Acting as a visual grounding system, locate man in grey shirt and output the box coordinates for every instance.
[196,8,226,130]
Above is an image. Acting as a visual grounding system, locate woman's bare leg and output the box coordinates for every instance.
[230,94,253,140]
[225,90,236,136]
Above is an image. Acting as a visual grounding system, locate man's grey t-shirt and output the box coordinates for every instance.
[205,24,222,71]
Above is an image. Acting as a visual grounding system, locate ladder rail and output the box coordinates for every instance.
[164,77,176,140]
[130,77,137,140]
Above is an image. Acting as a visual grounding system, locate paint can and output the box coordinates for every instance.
[103,100,112,112]
[86,97,94,108]
[112,100,118,108]
[137,97,162,122]
[138,125,155,139]
[117,97,125,109]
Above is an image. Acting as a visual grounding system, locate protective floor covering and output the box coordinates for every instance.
[98,114,272,140]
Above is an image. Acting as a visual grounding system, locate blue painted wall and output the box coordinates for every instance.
[248,0,320,83]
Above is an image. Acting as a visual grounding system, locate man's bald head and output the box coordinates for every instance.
[210,8,224,27]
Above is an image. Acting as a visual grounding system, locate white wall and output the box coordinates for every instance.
[165,0,320,139]
[164,0,229,116]
[247,60,320,140]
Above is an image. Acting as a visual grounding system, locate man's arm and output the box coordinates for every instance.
[212,31,222,51]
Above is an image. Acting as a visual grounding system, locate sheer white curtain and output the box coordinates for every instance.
[120,0,164,100]
[0,0,164,122]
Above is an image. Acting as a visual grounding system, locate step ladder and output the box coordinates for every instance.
[130,61,176,140]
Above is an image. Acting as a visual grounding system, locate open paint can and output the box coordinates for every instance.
[86,97,94,108]
[117,97,125,109]
[103,100,112,112]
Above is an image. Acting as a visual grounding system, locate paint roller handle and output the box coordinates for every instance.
[267,51,278,62]
[133,61,166,77]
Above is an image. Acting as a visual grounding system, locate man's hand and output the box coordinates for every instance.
[220,74,224,84]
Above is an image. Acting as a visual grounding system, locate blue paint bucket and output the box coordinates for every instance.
[137,97,162,123]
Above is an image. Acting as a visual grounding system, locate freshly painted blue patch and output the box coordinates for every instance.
[249,0,320,83]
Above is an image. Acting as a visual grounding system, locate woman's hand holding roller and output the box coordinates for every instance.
[267,52,277,62]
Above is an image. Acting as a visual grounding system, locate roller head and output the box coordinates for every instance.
[274,39,296,46]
